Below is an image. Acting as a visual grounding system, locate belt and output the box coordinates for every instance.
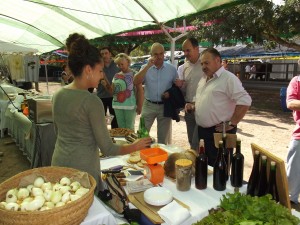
[146,99,164,104]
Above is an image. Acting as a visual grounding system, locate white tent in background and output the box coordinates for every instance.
[0,41,38,54]
[0,0,253,53]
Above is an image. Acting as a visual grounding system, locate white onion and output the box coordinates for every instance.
[41,182,52,191]
[75,187,89,197]
[61,192,71,203]
[33,177,45,188]
[32,187,43,197]
[43,189,53,202]
[40,206,51,211]
[23,197,34,203]
[26,184,34,192]
[52,183,62,192]
[59,185,71,194]
[0,202,7,209]
[60,177,71,186]
[5,202,19,211]
[20,201,30,211]
[70,194,81,202]
[44,201,55,209]
[6,189,18,198]
[50,191,62,204]
[6,194,17,203]
[26,198,44,211]
[17,188,30,200]
[70,181,81,192]
[55,202,65,207]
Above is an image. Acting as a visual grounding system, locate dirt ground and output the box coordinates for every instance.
[38,82,294,182]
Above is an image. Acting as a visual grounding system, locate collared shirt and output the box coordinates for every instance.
[195,66,252,127]
[143,62,178,102]
[287,75,300,139]
[97,61,120,98]
[180,57,204,102]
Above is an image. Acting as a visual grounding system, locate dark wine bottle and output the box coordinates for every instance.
[138,116,149,138]
[247,150,260,196]
[267,161,280,202]
[222,122,230,181]
[255,155,268,197]
[230,138,244,188]
[195,139,208,190]
[213,140,227,191]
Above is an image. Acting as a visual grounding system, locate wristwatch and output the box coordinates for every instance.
[228,121,237,128]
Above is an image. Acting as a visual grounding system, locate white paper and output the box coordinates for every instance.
[158,200,191,225]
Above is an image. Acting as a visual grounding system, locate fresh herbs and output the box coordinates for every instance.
[194,192,300,225]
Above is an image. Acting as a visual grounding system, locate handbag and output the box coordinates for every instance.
[101,172,141,223]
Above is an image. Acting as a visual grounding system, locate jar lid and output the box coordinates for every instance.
[175,159,192,167]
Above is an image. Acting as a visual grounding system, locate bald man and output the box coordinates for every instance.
[177,37,204,150]
[134,43,178,144]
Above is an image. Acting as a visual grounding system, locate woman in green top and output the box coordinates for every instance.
[51,34,151,194]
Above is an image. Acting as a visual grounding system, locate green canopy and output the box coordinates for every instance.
[0,0,251,53]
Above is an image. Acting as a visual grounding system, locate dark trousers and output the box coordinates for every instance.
[198,125,237,167]
[100,97,118,129]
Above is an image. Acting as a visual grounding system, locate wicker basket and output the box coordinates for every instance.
[0,166,96,225]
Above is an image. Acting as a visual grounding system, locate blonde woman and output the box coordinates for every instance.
[112,53,143,130]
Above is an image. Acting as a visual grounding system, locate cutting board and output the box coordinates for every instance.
[128,191,189,224]
[251,143,291,210]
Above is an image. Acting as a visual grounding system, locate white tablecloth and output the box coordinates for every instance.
[82,196,117,225]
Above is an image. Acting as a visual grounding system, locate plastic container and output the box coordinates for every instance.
[140,148,168,164]
[280,87,292,112]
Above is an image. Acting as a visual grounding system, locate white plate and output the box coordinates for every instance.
[144,187,173,206]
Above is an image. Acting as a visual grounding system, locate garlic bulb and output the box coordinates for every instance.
[75,187,89,197]
[32,187,43,197]
[44,201,55,209]
[60,177,71,186]
[50,191,62,204]
[5,202,19,211]
[59,185,71,194]
[0,202,7,209]
[27,184,34,192]
[70,194,81,202]
[6,194,17,203]
[55,202,65,207]
[61,192,71,203]
[41,182,52,191]
[33,177,45,188]
[17,188,30,200]
[43,189,53,202]
[70,181,81,192]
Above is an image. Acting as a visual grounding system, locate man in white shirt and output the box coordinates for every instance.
[186,48,251,166]
[176,38,204,150]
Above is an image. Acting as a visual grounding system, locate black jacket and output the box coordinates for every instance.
[163,85,185,122]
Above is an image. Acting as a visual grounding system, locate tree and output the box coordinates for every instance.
[189,0,300,50]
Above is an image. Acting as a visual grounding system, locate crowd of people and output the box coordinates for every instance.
[53,32,300,206]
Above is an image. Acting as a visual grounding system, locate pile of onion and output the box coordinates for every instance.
[0,176,90,212]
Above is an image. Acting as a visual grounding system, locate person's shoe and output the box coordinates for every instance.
[290,201,300,212]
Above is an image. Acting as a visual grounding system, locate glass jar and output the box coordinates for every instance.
[175,159,192,191]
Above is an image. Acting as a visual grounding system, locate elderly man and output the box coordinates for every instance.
[187,48,251,166]
[134,43,178,144]
[97,47,120,128]
[177,37,204,150]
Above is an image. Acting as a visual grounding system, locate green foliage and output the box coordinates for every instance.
[190,0,300,50]
[193,192,300,225]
